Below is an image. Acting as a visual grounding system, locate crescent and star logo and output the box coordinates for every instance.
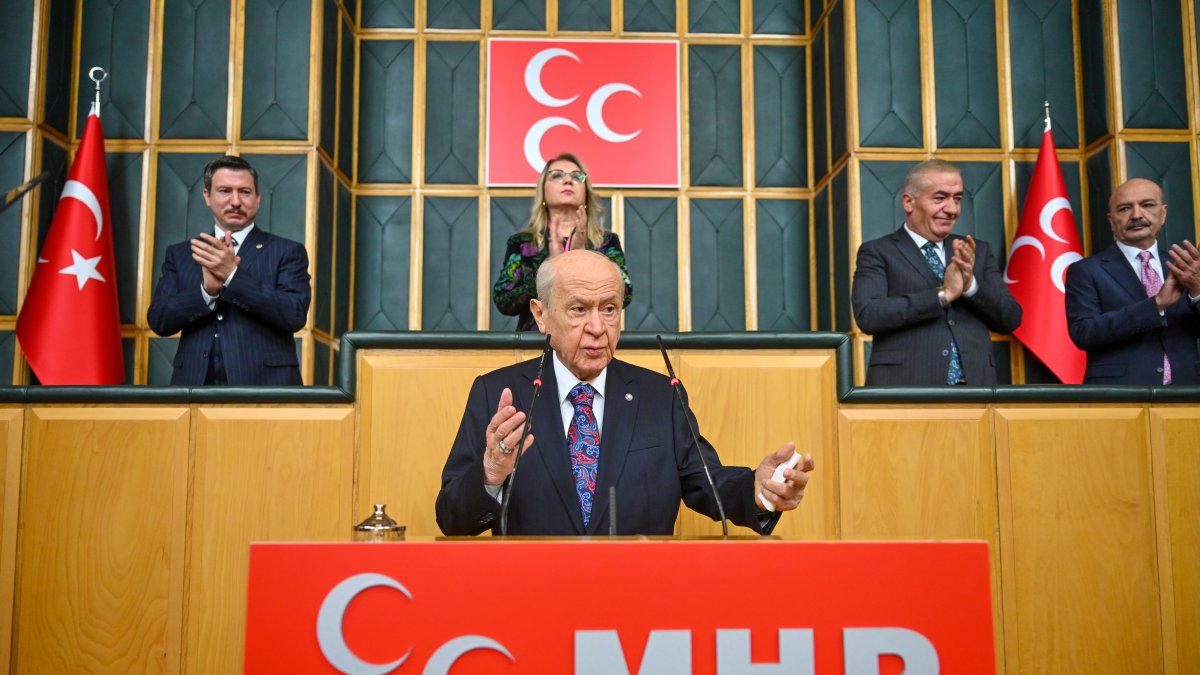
[315,573,514,675]
[487,39,680,187]
[39,178,109,290]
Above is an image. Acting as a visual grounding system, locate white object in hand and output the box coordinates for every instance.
[759,452,802,513]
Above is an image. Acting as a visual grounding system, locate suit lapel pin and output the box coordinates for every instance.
[624,393,633,401]
[255,243,263,249]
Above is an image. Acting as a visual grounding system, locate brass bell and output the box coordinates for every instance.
[352,504,406,542]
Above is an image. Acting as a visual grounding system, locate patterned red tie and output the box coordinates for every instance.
[566,383,600,526]
[1138,250,1172,384]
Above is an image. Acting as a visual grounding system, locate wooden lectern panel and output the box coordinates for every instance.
[186,406,354,675]
[674,351,836,539]
[995,407,1161,675]
[16,407,189,675]
[1150,407,1200,672]
[0,409,21,675]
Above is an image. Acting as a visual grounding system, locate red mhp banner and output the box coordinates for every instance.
[246,541,995,674]
[487,39,680,187]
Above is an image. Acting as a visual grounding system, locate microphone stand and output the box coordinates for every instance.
[656,335,729,539]
[499,334,552,536]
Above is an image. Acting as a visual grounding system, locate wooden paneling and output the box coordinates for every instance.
[1151,407,1200,673]
[996,407,1161,675]
[185,406,354,674]
[838,407,995,541]
[674,351,837,538]
[0,408,22,675]
[16,407,189,675]
[358,350,517,537]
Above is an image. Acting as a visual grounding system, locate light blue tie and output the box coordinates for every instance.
[922,242,964,385]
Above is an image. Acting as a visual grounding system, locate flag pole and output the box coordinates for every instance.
[88,66,106,115]
[1043,100,1051,130]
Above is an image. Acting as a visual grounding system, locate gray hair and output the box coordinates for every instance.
[902,159,961,197]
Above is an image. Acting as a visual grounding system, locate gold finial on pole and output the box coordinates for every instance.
[88,67,107,113]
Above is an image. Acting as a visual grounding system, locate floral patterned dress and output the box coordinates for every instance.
[492,231,633,331]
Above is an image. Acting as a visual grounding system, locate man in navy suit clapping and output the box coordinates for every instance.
[148,155,311,385]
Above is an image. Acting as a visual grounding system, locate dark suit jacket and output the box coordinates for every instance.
[435,357,777,536]
[1064,243,1200,384]
[147,227,311,385]
[852,227,1022,386]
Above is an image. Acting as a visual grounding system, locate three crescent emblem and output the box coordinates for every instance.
[1006,199,1080,293]
[523,48,644,172]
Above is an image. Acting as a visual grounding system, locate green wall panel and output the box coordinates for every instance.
[856,0,922,148]
[160,0,229,139]
[857,159,910,244]
[1008,0,1077,148]
[359,40,414,184]
[0,133,24,315]
[428,0,479,29]
[37,140,68,252]
[151,153,216,297]
[1125,142,1195,247]
[107,151,143,324]
[338,18,354,177]
[78,0,149,140]
[319,0,338,157]
[754,46,807,188]
[121,338,134,384]
[244,154,309,244]
[0,332,12,385]
[933,0,1000,148]
[313,339,331,385]
[1118,0,1188,129]
[812,26,829,180]
[624,197,679,332]
[1079,0,1108,145]
[493,0,544,30]
[362,0,415,28]
[755,0,805,34]
[315,165,335,332]
[1085,147,1113,252]
[148,337,177,384]
[42,0,76,135]
[421,196,477,330]
[832,169,850,331]
[355,196,411,330]
[756,199,809,330]
[811,0,824,31]
[690,199,744,330]
[488,196,529,332]
[828,1,846,161]
[690,0,739,33]
[242,0,311,140]
[958,161,1008,264]
[335,181,352,335]
[0,0,32,117]
[689,45,742,186]
[813,186,831,331]
[560,0,610,31]
[425,41,479,185]
[624,0,674,32]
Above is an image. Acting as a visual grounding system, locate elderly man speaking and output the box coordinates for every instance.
[436,250,813,536]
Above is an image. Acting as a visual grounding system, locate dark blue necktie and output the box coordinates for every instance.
[922,242,964,385]
[567,383,600,526]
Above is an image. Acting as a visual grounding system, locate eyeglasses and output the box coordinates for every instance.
[546,170,587,184]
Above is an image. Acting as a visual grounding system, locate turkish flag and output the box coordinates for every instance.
[16,103,124,384]
[1004,119,1086,384]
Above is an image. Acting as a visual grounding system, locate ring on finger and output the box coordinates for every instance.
[497,438,513,455]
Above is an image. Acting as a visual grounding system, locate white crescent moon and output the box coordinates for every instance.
[1004,236,1046,284]
[586,83,642,143]
[1039,197,1072,244]
[525,48,580,108]
[60,180,104,240]
[1050,251,1083,293]
[524,117,580,174]
[316,573,413,675]
[422,636,514,675]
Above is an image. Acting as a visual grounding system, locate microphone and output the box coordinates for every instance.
[656,335,729,539]
[499,334,552,536]
[0,171,51,215]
